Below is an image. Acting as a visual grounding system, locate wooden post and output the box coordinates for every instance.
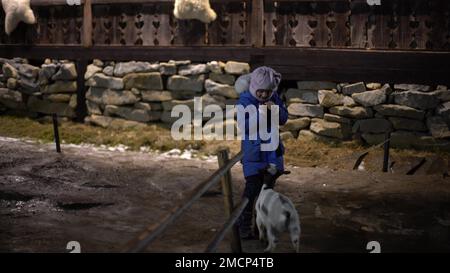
[382,131,391,172]
[83,0,93,48]
[251,0,264,47]
[75,59,88,122]
[52,113,61,153]
[217,149,242,253]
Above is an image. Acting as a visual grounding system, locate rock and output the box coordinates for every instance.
[85,64,103,80]
[0,88,22,103]
[161,111,184,124]
[280,117,311,132]
[69,94,77,109]
[16,63,39,79]
[310,118,352,139]
[426,116,450,138]
[224,61,250,75]
[288,103,324,118]
[168,60,191,66]
[52,63,77,81]
[203,119,238,139]
[329,106,373,119]
[39,63,58,84]
[285,89,318,104]
[352,118,392,134]
[92,59,104,67]
[366,83,382,90]
[85,87,104,104]
[42,81,77,94]
[373,104,425,120]
[18,78,40,94]
[159,62,177,75]
[351,88,387,107]
[0,91,25,109]
[393,91,439,110]
[90,115,147,129]
[86,74,124,90]
[280,131,295,141]
[110,117,139,129]
[298,129,339,143]
[45,93,72,103]
[394,84,431,92]
[361,133,385,145]
[2,62,18,78]
[170,90,198,100]
[324,113,352,124]
[388,117,427,131]
[178,64,209,76]
[102,66,114,76]
[104,105,161,122]
[390,131,429,148]
[343,96,358,107]
[86,115,112,128]
[432,89,450,102]
[318,89,344,107]
[207,61,223,74]
[201,93,226,109]
[6,78,17,89]
[86,100,102,115]
[342,82,366,95]
[123,72,163,90]
[148,102,163,111]
[102,90,139,105]
[437,85,447,91]
[297,81,336,90]
[436,101,450,120]
[204,79,238,99]
[113,61,159,77]
[162,99,195,111]
[134,102,152,111]
[141,90,173,102]
[209,73,235,85]
[27,96,75,118]
[167,75,204,92]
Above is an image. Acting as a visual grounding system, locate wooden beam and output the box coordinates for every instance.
[1,45,449,85]
[82,0,92,48]
[251,0,264,47]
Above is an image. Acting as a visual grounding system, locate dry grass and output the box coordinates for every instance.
[0,115,447,169]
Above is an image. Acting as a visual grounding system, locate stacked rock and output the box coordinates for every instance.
[0,58,77,118]
[84,59,250,132]
[283,81,450,149]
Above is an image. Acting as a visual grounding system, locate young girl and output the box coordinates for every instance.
[235,66,288,239]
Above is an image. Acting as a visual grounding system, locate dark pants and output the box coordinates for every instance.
[238,174,264,236]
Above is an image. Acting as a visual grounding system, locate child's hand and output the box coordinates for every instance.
[264,101,274,110]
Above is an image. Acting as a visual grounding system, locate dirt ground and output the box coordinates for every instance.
[0,137,449,253]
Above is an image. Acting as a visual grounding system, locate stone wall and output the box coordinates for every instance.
[83,60,248,130]
[2,57,450,150]
[0,58,78,119]
[281,81,450,149]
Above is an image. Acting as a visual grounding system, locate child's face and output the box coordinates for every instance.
[256,89,273,101]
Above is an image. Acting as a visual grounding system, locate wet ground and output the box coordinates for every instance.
[0,137,449,253]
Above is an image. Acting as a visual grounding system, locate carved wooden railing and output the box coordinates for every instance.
[0,0,449,50]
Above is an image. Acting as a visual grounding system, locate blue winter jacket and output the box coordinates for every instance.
[236,91,289,178]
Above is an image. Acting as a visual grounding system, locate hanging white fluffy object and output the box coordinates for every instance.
[173,0,217,23]
[2,0,36,35]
